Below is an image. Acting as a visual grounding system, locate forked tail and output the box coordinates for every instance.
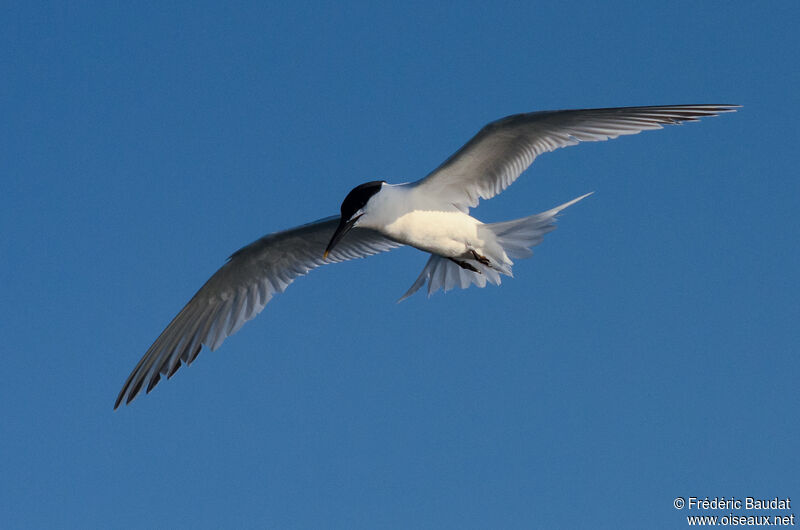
[398,192,592,301]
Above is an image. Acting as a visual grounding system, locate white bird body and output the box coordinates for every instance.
[115,104,738,408]
[359,183,490,260]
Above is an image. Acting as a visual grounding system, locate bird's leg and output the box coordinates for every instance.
[449,258,481,273]
[470,249,491,266]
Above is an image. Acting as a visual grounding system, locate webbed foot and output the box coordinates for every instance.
[470,250,490,266]
[449,258,480,273]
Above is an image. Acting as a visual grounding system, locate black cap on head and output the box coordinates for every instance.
[324,180,385,259]
[339,180,384,221]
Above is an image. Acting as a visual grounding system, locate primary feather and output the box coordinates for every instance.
[115,218,400,408]
[414,105,738,212]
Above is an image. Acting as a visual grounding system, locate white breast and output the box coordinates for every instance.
[357,183,489,258]
[384,209,485,257]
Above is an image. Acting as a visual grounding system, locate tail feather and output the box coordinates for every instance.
[398,193,592,301]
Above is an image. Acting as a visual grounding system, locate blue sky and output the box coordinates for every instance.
[2,1,798,528]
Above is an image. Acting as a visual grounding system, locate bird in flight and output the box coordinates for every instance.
[115,104,738,408]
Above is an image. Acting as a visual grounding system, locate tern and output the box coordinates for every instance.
[115,104,737,408]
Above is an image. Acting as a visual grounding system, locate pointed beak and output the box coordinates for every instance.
[324,214,362,259]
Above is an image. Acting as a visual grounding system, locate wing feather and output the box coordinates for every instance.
[414,104,739,212]
[115,216,401,408]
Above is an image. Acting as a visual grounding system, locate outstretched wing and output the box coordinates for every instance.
[115,216,401,408]
[413,104,738,212]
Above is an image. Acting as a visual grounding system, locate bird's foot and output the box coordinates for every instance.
[470,250,490,266]
[449,258,481,273]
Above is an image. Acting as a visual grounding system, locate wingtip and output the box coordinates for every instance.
[689,103,741,115]
[125,378,145,406]
[146,373,161,394]
[113,384,129,409]
[708,104,741,114]
[396,291,413,303]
